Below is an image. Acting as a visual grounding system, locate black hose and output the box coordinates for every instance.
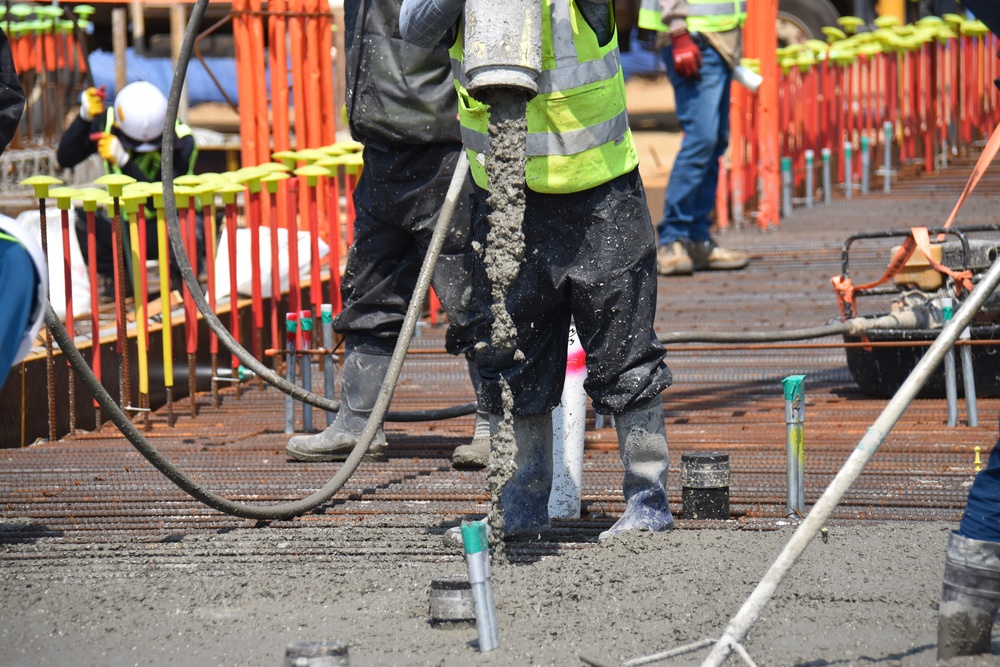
[155,0,474,421]
[658,321,852,344]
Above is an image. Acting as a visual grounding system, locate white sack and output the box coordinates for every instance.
[15,207,90,321]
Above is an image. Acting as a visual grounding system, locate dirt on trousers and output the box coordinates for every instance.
[1,520,999,666]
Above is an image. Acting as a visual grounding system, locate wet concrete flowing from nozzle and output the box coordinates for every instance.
[480,90,529,560]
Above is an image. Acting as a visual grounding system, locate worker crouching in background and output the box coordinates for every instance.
[56,80,204,296]
[400,0,675,541]
[285,0,490,468]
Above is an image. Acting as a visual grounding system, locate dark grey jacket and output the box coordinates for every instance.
[344,0,461,146]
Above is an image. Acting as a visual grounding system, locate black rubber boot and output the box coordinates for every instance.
[451,357,490,470]
[938,531,1000,660]
[496,412,553,539]
[286,343,389,462]
[599,397,674,541]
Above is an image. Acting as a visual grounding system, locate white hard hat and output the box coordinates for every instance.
[113,81,167,152]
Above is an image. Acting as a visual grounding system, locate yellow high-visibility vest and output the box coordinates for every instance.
[450,0,638,194]
[638,0,746,33]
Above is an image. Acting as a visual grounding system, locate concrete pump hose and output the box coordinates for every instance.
[701,254,1000,667]
[44,149,472,521]
[156,0,474,422]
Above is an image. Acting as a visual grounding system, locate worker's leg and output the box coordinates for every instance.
[0,237,37,388]
[286,337,389,462]
[562,169,673,539]
[656,40,730,247]
[939,427,1000,658]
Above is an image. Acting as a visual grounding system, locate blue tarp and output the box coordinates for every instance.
[86,48,264,106]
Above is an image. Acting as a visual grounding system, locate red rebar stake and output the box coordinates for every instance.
[86,209,102,426]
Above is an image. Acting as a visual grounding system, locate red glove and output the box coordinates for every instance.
[671,29,702,79]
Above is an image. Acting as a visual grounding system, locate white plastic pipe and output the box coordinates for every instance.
[550,325,587,519]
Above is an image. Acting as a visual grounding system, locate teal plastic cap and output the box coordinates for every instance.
[782,374,806,401]
[461,519,488,555]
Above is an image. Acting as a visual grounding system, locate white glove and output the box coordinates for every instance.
[96,133,130,167]
[80,86,106,122]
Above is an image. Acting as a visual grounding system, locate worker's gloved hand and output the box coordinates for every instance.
[96,133,130,167]
[80,85,106,122]
[671,29,702,79]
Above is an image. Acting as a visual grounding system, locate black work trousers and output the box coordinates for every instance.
[333,142,478,356]
[471,168,672,416]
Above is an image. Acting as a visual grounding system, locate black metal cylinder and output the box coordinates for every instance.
[681,451,731,520]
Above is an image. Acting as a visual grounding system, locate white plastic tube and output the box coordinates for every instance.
[550,325,587,519]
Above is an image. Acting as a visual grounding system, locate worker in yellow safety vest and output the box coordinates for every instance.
[639,0,751,276]
[401,0,675,544]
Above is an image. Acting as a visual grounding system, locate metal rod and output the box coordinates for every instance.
[821,148,832,205]
[780,157,792,218]
[783,375,805,517]
[804,149,814,208]
[300,310,313,433]
[960,326,978,427]
[860,134,870,195]
[883,120,892,193]
[844,141,853,200]
[942,298,957,427]
[284,313,298,434]
[321,304,335,427]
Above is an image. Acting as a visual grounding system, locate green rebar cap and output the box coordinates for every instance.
[295,148,328,164]
[780,156,792,171]
[144,181,165,210]
[962,21,991,38]
[261,171,291,194]
[460,519,489,555]
[294,164,329,187]
[19,175,62,199]
[216,182,245,206]
[95,173,136,197]
[10,4,34,18]
[873,15,900,29]
[194,183,218,206]
[821,26,846,43]
[837,16,864,34]
[76,187,107,213]
[120,189,147,215]
[301,315,313,331]
[258,161,291,173]
[173,185,196,209]
[271,150,300,168]
[73,5,96,18]
[335,139,364,153]
[319,143,348,156]
[234,166,268,194]
[47,186,80,210]
[321,303,333,322]
[173,174,204,187]
[782,374,806,402]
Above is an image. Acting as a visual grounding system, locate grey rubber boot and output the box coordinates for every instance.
[286,345,389,462]
[496,412,553,539]
[451,357,490,470]
[937,531,1000,660]
[599,397,674,541]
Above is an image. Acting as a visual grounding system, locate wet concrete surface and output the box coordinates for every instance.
[3,140,1000,665]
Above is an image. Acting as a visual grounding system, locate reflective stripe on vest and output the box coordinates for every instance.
[450,0,637,194]
[0,231,18,244]
[638,0,746,32]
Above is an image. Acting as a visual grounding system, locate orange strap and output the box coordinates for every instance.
[942,116,1000,232]
[831,236,917,320]
[910,227,975,293]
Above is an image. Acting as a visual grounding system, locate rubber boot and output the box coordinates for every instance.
[443,413,552,548]
[497,412,553,539]
[286,344,389,462]
[599,397,674,541]
[451,357,490,470]
[937,531,1000,660]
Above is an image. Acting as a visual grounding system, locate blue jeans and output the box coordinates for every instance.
[656,40,732,247]
[960,427,1000,543]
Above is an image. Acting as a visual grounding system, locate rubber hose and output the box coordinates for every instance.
[41,0,475,517]
[659,321,852,344]
[43,151,472,521]
[155,0,474,422]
